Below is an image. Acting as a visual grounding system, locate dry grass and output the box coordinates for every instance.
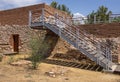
[0,54,119,82]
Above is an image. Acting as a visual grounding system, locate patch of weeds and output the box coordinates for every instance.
[24,74,32,78]
[7,56,14,64]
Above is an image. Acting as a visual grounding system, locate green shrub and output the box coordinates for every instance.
[29,36,49,69]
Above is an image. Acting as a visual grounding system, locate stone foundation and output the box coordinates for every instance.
[0,25,47,53]
[0,25,120,64]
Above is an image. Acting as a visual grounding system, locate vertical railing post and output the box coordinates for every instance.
[109,14,112,23]
[59,27,62,37]
[94,15,96,24]
[88,15,90,24]
[106,45,112,70]
[105,39,113,70]
[109,47,112,61]
[97,42,101,65]
[55,13,58,26]
[69,18,72,35]
[98,16,100,23]
[42,8,44,26]
[29,11,32,26]
[76,28,79,48]
[105,46,109,70]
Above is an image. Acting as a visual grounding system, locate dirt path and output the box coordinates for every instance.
[0,62,119,82]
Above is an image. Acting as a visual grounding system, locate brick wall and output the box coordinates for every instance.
[0,4,45,25]
[0,3,71,25]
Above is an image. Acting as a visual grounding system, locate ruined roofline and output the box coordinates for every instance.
[0,3,46,12]
[0,3,70,17]
[0,3,71,25]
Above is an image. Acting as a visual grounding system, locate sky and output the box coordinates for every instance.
[0,0,120,16]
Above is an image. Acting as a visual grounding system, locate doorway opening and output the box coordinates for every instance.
[12,34,19,52]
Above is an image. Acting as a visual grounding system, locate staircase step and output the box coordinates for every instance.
[96,66,103,71]
[98,56,105,60]
[64,34,76,41]
[86,65,93,70]
[91,65,99,70]
[86,48,96,53]
[89,51,97,55]
[102,59,109,64]
[81,46,90,50]
[85,64,91,69]
[95,54,105,59]
[108,62,115,68]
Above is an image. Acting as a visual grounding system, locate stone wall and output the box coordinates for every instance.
[51,37,120,64]
[0,25,47,53]
[51,38,94,64]
[0,25,119,64]
[0,25,93,64]
[95,38,120,63]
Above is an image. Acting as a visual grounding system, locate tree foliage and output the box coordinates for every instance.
[50,1,72,15]
[87,5,112,24]
[113,16,120,22]
[50,1,58,9]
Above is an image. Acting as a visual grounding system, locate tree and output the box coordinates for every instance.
[113,16,120,22]
[61,4,66,11]
[50,1,72,15]
[50,1,58,9]
[87,11,96,24]
[87,5,112,24]
[29,36,49,69]
[57,4,61,10]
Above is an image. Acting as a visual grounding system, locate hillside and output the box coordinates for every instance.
[79,23,120,38]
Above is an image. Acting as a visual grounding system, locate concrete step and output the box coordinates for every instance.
[3,51,18,55]
[114,65,120,74]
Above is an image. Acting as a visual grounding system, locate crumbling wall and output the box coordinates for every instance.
[95,38,120,63]
[0,3,71,26]
[51,38,94,64]
[0,25,119,64]
[51,37,120,64]
[0,25,47,53]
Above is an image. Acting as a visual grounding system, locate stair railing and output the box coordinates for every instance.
[29,8,114,70]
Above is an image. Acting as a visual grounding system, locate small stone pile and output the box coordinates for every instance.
[10,60,31,66]
[45,66,69,78]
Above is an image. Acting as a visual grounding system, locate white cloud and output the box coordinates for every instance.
[73,13,87,25]
[73,13,85,18]
[0,0,43,10]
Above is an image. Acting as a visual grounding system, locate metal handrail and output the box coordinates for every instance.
[43,14,108,57]
[43,9,111,52]
[30,8,112,58]
[29,8,117,70]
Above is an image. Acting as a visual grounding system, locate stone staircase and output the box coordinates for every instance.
[29,8,120,72]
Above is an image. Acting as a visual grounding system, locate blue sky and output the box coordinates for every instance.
[47,0,120,16]
[0,0,120,16]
